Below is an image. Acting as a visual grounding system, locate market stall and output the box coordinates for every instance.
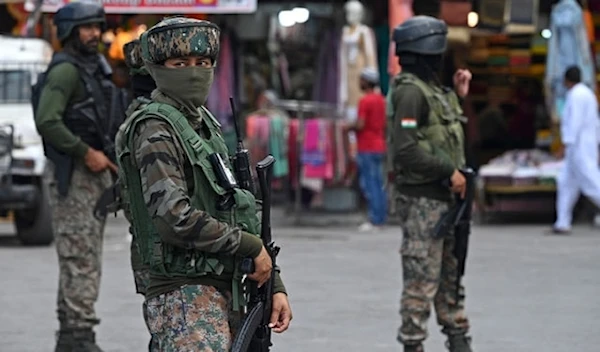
[476,149,561,222]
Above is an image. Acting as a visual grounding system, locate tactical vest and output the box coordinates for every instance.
[32,52,128,153]
[116,101,260,309]
[387,72,466,185]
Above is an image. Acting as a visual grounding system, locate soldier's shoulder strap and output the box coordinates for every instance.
[396,72,436,99]
[129,102,216,164]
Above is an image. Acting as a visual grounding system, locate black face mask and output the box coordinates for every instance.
[399,53,443,83]
[131,74,157,99]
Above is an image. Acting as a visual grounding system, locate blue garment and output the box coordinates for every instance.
[546,0,595,118]
[356,153,388,225]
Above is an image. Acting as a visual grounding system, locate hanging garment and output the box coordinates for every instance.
[288,119,300,187]
[545,0,596,120]
[312,28,341,105]
[245,114,271,168]
[339,24,378,110]
[374,25,390,95]
[269,115,289,178]
[207,31,235,130]
[303,119,334,179]
[301,119,326,166]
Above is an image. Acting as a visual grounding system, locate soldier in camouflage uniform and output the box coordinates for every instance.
[33,3,119,351]
[387,16,474,352]
[115,17,292,351]
[120,38,158,351]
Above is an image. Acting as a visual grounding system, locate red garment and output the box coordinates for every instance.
[357,92,387,153]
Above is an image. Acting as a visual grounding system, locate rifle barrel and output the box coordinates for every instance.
[229,96,243,146]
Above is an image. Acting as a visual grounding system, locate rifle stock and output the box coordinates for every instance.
[232,155,278,352]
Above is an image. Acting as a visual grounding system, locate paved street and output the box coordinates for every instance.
[0,213,599,352]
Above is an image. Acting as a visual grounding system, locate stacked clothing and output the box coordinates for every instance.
[467,36,489,102]
[508,34,532,70]
[530,36,548,76]
[479,149,562,186]
[487,35,510,67]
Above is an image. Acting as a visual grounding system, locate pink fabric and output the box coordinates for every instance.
[303,119,334,179]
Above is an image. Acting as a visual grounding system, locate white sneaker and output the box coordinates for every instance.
[358,222,373,232]
[358,222,381,232]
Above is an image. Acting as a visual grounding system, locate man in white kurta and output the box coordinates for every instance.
[554,66,600,233]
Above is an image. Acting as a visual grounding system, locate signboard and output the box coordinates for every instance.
[25,0,257,14]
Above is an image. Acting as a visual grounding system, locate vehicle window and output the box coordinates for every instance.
[0,70,32,104]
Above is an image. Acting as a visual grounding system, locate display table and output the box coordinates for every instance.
[475,149,560,223]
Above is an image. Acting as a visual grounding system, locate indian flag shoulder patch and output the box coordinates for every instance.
[401,117,417,129]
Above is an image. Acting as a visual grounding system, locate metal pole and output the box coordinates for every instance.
[294,101,304,225]
[25,0,45,38]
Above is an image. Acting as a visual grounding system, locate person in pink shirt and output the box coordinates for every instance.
[346,68,388,231]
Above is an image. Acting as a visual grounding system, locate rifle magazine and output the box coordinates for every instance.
[232,301,265,352]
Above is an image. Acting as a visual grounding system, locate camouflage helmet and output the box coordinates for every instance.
[141,16,220,65]
[123,40,144,70]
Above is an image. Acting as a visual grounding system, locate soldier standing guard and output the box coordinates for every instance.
[34,2,119,351]
[115,17,292,351]
[387,16,474,352]
[120,38,158,351]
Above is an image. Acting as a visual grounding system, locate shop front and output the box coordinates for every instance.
[444,0,597,222]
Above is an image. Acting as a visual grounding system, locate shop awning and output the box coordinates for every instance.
[24,0,257,14]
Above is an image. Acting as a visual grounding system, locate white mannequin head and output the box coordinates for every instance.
[344,0,364,26]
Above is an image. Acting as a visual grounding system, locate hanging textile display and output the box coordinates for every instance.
[206,30,237,131]
[312,28,340,105]
[545,0,596,122]
[245,111,290,179]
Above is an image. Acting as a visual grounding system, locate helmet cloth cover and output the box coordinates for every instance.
[140,16,221,65]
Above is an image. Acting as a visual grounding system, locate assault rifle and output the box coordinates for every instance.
[434,168,476,297]
[232,155,279,352]
[229,96,255,195]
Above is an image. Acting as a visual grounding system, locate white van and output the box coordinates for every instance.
[0,35,54,246]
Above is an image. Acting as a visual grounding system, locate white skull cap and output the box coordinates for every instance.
[360,67,379,84]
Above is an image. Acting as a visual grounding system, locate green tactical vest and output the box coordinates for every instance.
[386,72,466,185]
[115,101,260,309]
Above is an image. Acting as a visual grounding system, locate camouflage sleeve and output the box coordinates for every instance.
[132,118,263,258]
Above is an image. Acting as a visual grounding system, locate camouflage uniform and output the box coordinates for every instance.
[395,195,469,342]
[121,39,156,351]
[50,161,112,329]
[388,16,472,352]
[122,39,151,298]
[33,3,116,351]
[116,17,286,351]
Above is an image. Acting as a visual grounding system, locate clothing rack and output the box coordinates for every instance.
[275,99,349,223]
